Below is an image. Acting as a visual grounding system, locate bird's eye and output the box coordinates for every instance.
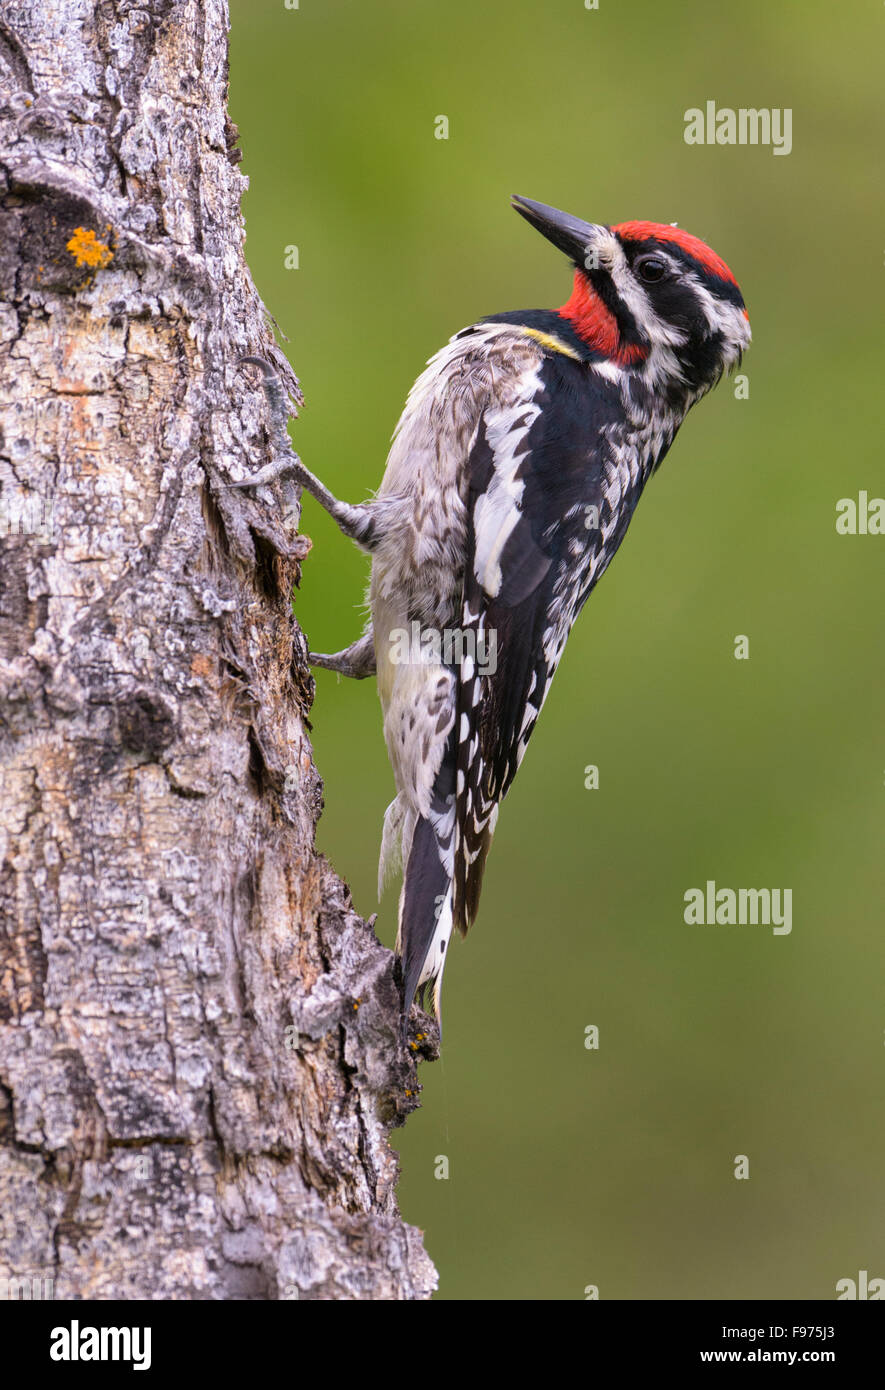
[636,256,667,284]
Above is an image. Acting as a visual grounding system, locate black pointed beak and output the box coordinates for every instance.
[511,195,605,268]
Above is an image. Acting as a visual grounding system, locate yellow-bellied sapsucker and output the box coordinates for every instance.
[236,196,750,1026]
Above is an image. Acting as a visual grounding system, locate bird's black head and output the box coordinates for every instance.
[511,195,750,398]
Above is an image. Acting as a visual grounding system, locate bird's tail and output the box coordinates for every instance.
[397,813,454,1021]
[391,743,457,1025]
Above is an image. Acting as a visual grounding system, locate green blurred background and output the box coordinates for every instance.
[229,0,884,1299]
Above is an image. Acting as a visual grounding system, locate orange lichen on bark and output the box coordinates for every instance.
[66,226,114,269]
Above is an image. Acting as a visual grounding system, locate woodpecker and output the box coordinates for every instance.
[237,197,750,1025]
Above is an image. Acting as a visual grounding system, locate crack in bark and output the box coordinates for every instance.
[0,19,34,94]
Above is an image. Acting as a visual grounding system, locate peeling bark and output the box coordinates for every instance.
[0,0,437,1301]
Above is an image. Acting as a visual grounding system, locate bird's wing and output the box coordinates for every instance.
[452,352,642,933]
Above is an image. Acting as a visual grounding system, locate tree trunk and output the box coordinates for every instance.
[0,0,436,1301]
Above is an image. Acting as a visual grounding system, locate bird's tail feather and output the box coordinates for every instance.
[397,813,454,1022]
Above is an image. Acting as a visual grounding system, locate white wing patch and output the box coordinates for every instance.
[472,362,544,598]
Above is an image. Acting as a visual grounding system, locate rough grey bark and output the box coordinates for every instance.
[0,0,437,1300]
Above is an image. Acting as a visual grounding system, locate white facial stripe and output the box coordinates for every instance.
[602,237,689,349]
[671,266,752,364]
[680,269,721,331]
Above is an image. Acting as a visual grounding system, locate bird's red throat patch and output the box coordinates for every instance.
[558,272,647,366]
